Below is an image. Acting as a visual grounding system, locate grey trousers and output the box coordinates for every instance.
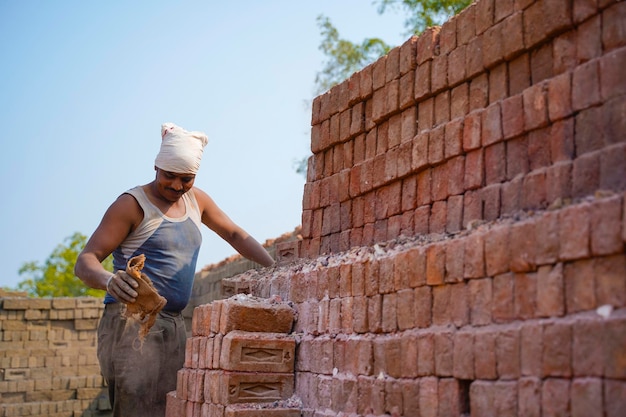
[97,303,186,417]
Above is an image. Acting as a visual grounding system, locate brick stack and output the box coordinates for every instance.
[0,296,110,417]
[166,295,301,417]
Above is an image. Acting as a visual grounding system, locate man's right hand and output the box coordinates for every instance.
[106,271,139,304]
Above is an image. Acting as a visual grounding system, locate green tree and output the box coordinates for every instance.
[314,0,471,94]
[16,232,111,297]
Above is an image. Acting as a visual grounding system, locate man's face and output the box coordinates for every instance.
[154,168,196,202]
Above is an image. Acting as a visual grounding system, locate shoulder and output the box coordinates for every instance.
[104,192,144,224]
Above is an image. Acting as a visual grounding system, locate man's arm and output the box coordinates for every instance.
[74,194,142,301]
[193,188,275,268]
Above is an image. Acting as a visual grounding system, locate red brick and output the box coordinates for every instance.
[434,91,450,126]
[413,132,429,173]
[474,0,494,34]
[481,103,502,146]
[466,36,484,79]
[577,15,602,63]
[493,272,515,322]
[520,322,543,376]
[448,44,467,86]
[431,54,448,94]
[506,136,529,180]
[501,176,523,216]
[438,378,464,416]
[571,378,603,417]
[429,200,447,234]
[542,322,572,377]
[530,42,554,84]
[485,225,510,276]
[559,202,591,260]
[573,151,601,197]
[469,73,489,111]
[395,246,426,289]
[523,82,549,130]
[464,232,485,279]
[426,243,446,285]
[450,282,469,327]
[387,79,400,116]
[417,377,438,417]
[428,125,445,165]
[451,83,469,119]
[573,319,605,376]
[483,22,504,70]
[536,264,565,318]
[485,142,506,185]
[415,286,432,329]
[565,259,596,313]
[463,190,482,227]
[414,205,430,235]
[219,298,294,335]
[469,278,492,326]
[601,143,626,192]
[501,94,524,139]
[550,118,575,163]
[502,11,524,60]
[496,328,521,379]
[367,295,382,333]
[605,316,626,378]
[522,1,544,49]
[518,377,541,417]
[528,126,551,170]
[514,272,538,319]
[400,36,418,75]
[417,26,441,64]
[547,162,572,203]
[434,331,454,376]
[452,331,474,379]
[590,196,623,255]
[509,53,531,95]
[482,183,501,221]
[414,60,432,102]
[470,381,495,416]
[474,330,497,379]
[446,194,464,233]
[601,47,626,103]
[595,254,626,308]
[542,378,571,417]
[463,111,482,151]
[419,97,435,133]
[464,148,484,190]
[605,379,626,417]
[522,169,547,209]
[572,60,601,111]
[386,46,400,83]
[431,163,449,201]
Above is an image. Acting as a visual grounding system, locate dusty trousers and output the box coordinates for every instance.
[97,303,186,417]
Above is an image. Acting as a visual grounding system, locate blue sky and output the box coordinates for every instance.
[0,1,407,289]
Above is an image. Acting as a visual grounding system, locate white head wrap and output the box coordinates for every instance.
[155,122,208,174]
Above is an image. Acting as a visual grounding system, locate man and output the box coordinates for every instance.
[75,122,275,416]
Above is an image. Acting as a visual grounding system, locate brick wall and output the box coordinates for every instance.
[0,297,111,417]
[226,0,626,415]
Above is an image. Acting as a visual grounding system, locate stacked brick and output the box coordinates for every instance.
[0,296,110,417]
[165,295,301,417]
[300,0,626,259]
[220,0,626,415]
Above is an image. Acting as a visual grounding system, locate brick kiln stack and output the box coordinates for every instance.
[165,294,301,417]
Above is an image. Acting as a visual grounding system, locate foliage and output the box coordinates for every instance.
[16,232,111,297]
[376,0,472,36]
[314,15,391,95]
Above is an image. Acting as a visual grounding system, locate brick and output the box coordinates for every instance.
[601,47,626,103]
[432,285,452,326]
[515,272,538,319]
[466,36,484,78]
[470,380,495,416]
[591,196,623,256]
[448,44,467,86]
[604,316,626,378]
[431,54,448,94]
[502,11,524,60]
[464,231,485,279]
[575,106,604,156]
[493,272,515,322]
[496,328,520,379]
[426,242,446,286]
[463,111,482,151]
[536,263,565,318]
[453,331,474,379]
[469,278,492,326]
[518,377,541,417]
[413,132,429,173]
[485,225,510,276]
[205,370,294,405]
[451,83,469,119]
[572,60,601,111]
[219,298,295,334]
[415,60,432,102]
[417,332,435,376]
[542,378,571,417]
[595,254,626,308]
[542,322,572,377]
[434,331,454,377]
[485,142,506,185]
[559,203,590,261]
[523,82,549,130]
[219,331,295,373]
[531,42,554,84]
[564,259,596,313]
[506,136,529,180]
[469,73,489,111]
[415,286,432,329]
[509,53,530,95]
[373,336,402,377]
[571,378,603,417]
[520,322,542,376]
[483,22,504,69]
[400,36,418,75]
[573,319,605,376]
[605,379,626,417]
[601,143,626,192]
[464,149,484,190]
[501,95,524,139]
